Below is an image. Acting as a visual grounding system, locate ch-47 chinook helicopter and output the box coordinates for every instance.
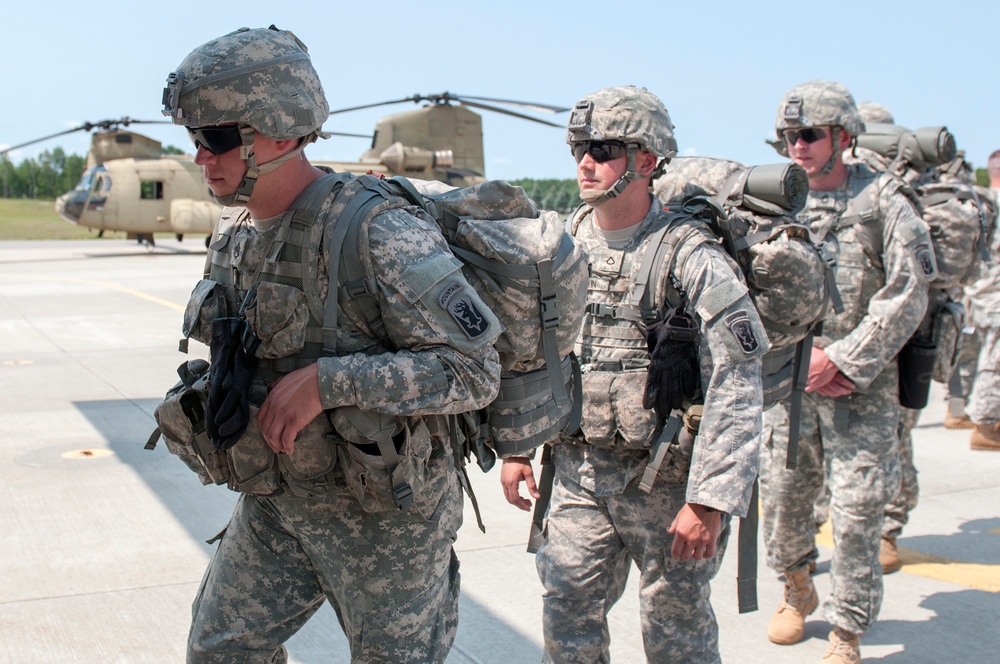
[3,93,566,247]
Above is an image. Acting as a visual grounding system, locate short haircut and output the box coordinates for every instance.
[989,149,1000,176]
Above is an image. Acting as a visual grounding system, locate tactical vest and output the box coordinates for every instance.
[571,202,718,449]
[798,165,899,341]
[196,174,417,501]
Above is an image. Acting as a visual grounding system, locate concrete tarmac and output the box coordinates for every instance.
[1,239,998,663]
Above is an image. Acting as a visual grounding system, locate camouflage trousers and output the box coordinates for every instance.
[186,451,463,664]
[969,323,1000,426]
[535,444,730,664]
[883,407,921,538]
[759,368,901,635]
[947,326,982,405]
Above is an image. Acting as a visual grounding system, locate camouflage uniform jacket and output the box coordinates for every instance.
[801,163,934,389]
[964,188,1000,327]
[199,176,502,431]
[566,196,768,516]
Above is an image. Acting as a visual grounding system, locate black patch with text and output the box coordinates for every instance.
[914,242,936,278]
[724,310,760,355]
[440,281,491,339]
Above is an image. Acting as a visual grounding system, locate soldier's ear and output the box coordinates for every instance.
[635,150,658,177]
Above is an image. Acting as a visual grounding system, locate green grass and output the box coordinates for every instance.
[0,198,199,241]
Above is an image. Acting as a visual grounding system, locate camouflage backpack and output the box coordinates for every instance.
[322,173,589,469]
[652,156,840,406]
[854,123,989,288]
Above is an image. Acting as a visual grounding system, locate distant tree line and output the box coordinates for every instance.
[0,149,86,199]
[510,178,581,213]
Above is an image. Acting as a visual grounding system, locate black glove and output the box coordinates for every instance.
[206,316,260,450]
[643,308,700,417]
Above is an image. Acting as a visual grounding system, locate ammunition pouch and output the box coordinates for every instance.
[898,332,937,410]
[149,359,230,486]
[207,316,260,450]
[580,369,660,448]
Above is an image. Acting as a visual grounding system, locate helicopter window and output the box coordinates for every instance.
[140,181,164,200]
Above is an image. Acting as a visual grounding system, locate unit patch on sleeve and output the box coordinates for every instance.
[723,310,760,355]
[439,281,491,339]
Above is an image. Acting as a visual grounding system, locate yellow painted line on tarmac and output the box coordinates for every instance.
[816,523,1000,593]
[1,275,184,312]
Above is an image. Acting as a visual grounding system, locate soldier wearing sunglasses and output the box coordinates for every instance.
[161,26,501,663]
[760,80,936,664]
[501,85,768,663]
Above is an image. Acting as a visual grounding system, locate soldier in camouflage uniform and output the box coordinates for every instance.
[161,27,501,663]
[760,81,935,664]
[501,86,768,663]
[965,150,1000,450]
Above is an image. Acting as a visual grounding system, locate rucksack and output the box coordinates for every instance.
[652,156,840,407]
[853,124,989,288]
[321,173,589,470]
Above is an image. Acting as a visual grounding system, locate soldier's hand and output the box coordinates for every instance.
[668,503,723,561]
[805,347,855,395]
[258,364,323,455]
[501,457,539,511]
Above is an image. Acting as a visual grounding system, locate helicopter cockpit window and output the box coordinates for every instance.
[141,181,164,200]
[76,166,107,192]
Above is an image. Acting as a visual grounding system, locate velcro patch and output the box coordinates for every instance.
[439,281,491,339]
[724,310,760,355]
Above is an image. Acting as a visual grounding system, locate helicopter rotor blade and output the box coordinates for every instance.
[454,99,565,128]
[1,117,174,157]
[448,94,570,114]
[324,131,374,139]
[328,97,425,115]
[1,126,91,156]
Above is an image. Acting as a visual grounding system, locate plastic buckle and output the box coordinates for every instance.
[540,296,560,330]
[393,482,414,510]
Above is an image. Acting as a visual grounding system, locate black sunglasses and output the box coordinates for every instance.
[783,127,828,145]
[572,140,627,163]
[188,125,244,155]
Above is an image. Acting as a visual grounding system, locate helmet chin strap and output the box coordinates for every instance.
[816,125,844,177]
[580,144,647,206]
[210,126,316,207]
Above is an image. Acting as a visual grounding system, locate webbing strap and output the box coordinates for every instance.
[527,443,555,553]
[322,175,395,353]
[639,415,683,493]
[948,370,966,418]
[449,417,486,533]
[785,334,813,470]
[737,477,760,613]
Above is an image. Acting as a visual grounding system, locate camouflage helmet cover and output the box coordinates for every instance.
[566,86,678,159]
[775,80,865,138]
[162,26,329,140]
[857,101,895,125]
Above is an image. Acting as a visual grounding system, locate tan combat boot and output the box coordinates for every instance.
[880,535,901,574]
[820,626,861,664]
[943,404,974,430]
[970,424,1000,451]
[767,566,819,645]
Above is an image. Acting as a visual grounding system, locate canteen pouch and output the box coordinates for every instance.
[153,359,230,486]
[332,408,432,513]
[898,334,937,410]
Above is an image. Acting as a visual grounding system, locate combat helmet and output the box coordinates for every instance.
[566,85,678,204]
[857,101,895,126]
[162,26,330,205]
[772,80,864,175]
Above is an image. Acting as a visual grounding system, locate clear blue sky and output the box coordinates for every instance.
[3,1,999,182]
